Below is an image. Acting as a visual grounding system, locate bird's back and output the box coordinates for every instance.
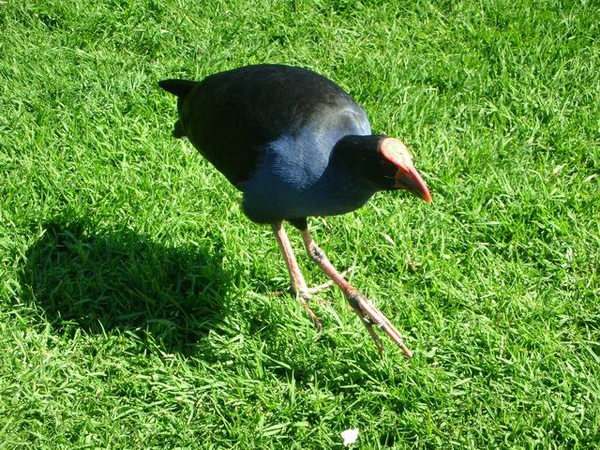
[159,64,370,187]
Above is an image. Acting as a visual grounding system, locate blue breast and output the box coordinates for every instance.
[240,107,373,223]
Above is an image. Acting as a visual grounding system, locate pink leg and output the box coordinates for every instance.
[272,223,322,330]
[300,229,413,357]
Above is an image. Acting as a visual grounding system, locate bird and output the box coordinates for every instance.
[159,64,431,356]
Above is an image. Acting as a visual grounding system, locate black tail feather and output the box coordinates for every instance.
[158,79,197,98]
[172,120,186,138]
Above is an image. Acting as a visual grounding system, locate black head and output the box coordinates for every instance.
[332,135,432,202]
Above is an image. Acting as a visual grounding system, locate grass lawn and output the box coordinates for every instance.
[1,0,599,448]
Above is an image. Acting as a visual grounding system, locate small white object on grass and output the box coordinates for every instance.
[341,428,359,446]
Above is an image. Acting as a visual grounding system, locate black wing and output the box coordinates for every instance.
[159,64,362,186]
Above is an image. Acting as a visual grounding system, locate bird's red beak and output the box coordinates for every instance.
[394,164,432,203]
[380,138,432,203]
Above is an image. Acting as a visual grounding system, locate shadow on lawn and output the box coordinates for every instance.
[19,219,228,355]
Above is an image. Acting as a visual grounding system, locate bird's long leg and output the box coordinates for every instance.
[300,228,413,357]
[304,266,355,295]
[272,223,322,330]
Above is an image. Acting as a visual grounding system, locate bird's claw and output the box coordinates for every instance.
[296,291,323,332]
[347,292,413,358]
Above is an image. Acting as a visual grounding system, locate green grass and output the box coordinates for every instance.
[1,0,599,448]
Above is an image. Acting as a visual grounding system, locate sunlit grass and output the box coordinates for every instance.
[1,0,599,448]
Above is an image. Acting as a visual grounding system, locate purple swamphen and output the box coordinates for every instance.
[159,64,431,356]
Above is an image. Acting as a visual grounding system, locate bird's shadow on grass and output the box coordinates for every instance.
[19,219,228,355]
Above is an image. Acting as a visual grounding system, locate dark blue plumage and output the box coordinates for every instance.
[159,64,431,355]
[159,64,430,227]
